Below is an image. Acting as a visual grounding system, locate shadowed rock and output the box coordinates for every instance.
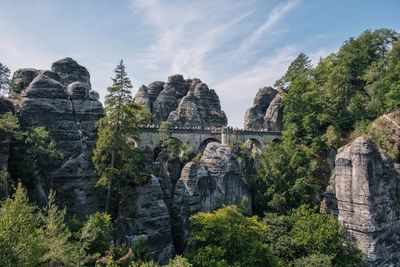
[244,86,283,131]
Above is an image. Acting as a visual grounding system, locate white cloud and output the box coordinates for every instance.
[238,0,299,52]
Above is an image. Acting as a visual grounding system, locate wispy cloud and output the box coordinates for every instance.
[239,0,299,51]
[0,0,323,127]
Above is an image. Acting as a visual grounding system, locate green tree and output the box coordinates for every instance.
[0,112,19,196]
[8,126,63,194]
[263,206,365,266]
[0,183,43,266]
[254,136,320,215]
[275,53,312,88]
[80,212,113,262]
[0,63,10,96]
[93,59,151,215]
[187,205,278,267]
[40,190,82,266]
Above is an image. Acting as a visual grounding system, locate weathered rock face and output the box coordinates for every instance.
[264,92,283,131]
[134,75,227,127]
[0,96,14,173]
[116,176,174,264]
[51,57,91,88]
[324,136,400,266]
[244,86,283,131]
[172,142,251,252]
[10,58,104,217]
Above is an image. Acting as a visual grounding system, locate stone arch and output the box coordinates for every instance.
[127,137,140,148]
[271,138,281,144]
[199,137,221,153]
[244,138,263,154]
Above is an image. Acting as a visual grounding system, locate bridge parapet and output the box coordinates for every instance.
[137,125,281,152]
[138,125,281,135]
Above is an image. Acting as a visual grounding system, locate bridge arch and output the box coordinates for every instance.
[244,138,263,154]
[199,137,221,153]
[271,138,281,144]
[127,137,140,148]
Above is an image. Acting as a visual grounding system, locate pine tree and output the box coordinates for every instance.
[93,60,151,215]
[0,183,44,266]
[40,190,82,266]
[0,63,11,96]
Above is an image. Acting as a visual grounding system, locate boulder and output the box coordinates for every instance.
[67,81,90,100]
[51,57,91,88]
[21,74,68,99]
[10,68,40,94]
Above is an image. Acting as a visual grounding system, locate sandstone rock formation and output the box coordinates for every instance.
[172,142,251,252]
[134,75,227,127]
[323,136,400,266]
[10,58,104,216]
[0,97,14,197]
[244,86,283,131]
[115,175,174,264]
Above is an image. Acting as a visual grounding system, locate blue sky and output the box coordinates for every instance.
[1,0,399,127]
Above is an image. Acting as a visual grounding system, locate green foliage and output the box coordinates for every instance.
[254,138,320,215]
[254,29,400,216]
[164,256,192,267]
[93,59,151,215]
[293,253,333,267]
[0,112,19,134]
[80,212,113,262]
[159,121,172,142]
[0,183,43,266]
[159,121,193,161]
[275,53,312,88]
[40,190,82,266]
[263,206,365,266]
[9,126,63,192]
[187,205,278,267]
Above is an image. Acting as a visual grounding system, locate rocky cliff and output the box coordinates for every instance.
[172,142,251,253]
[4,60,253,263]
[243,86,283,130]
[323,135,400,266]
[134,75,227,127]
[0,97,14,198]
[10,57,103,216]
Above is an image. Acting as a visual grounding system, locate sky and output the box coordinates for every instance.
[0,0,399,127]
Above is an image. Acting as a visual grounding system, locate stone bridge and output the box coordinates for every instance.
[136,126,281,153]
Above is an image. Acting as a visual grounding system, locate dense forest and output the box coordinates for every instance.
[0,28,399,266]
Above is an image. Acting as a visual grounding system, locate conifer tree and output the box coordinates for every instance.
[0,63,10,96]
[93,60,151,215]
[40,190,82,266]
[0,183,43,266]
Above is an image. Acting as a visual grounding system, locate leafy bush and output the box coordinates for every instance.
[187,205,278,267]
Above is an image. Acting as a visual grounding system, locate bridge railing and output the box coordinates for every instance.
[138,125,281,135]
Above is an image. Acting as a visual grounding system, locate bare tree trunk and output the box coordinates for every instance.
[106,150,115,213]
